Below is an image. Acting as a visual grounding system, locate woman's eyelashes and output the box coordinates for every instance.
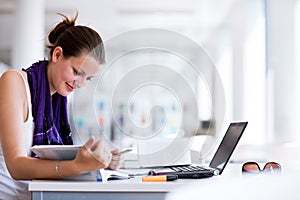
[73,67,93,81]
[73,68,81,76]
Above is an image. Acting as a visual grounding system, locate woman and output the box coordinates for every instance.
[0,12,120,199]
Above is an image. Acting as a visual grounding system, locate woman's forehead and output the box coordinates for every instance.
[74,54,101,74]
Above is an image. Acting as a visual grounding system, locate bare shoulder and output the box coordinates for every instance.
[0,70,26,86]
[0,70,27,102]
[0,70,23,82]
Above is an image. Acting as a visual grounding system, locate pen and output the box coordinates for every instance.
[118,148,133,155]
[142,175,178,182]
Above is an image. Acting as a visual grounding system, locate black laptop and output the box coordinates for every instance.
[149,122,248,178]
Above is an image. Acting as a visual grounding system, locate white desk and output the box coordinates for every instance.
[29,178,213,200]
[29,163,300,200]
[29,164,242,200]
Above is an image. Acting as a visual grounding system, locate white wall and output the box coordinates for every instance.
[267,0,298,143]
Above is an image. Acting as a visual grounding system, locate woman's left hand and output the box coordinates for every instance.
[107,149,122,170]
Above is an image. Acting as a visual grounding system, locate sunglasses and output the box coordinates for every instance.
[242,161,281,173]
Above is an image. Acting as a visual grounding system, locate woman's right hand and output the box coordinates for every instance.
[73,137,112,174]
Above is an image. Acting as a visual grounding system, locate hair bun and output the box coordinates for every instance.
[48,12,78,45]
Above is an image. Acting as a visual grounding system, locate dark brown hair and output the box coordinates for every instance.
[47,12,105,64]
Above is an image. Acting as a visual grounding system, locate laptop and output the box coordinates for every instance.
[149,122,248,178]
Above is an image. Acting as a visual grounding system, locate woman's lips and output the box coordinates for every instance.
[65,82,74,92]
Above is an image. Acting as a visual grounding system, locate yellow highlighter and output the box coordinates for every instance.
[142,175,178,182]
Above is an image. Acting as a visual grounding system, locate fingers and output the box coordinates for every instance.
[83,136,95,151]
[111,152,121,162]
[92,140,112,167]
[78,138,122,170]
[108,160,122,170]
[107,149,122,170]
[111,149,121,163]
[92,140,110,155]
[111,148,120,155]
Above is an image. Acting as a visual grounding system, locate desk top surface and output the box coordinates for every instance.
[28,145,300,200]
[29,164,242,192]
[29,177,216,192]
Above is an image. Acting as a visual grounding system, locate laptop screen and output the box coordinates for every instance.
[209,122,248,174]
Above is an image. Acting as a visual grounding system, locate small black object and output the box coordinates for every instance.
[148,170,157,176]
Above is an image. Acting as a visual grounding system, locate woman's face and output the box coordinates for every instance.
[49,47,101,96]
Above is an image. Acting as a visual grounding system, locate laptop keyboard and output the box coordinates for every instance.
[151,165,215,178]
[170,165,208,172]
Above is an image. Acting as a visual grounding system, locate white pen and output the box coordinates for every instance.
[118,148,133,155]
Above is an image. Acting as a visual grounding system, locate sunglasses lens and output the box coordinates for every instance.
[242,162,260,173]
[263,162,281,172]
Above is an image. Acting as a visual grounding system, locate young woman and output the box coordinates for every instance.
[0,12,120,199]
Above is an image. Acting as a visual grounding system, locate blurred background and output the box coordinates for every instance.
[0,0,299,165]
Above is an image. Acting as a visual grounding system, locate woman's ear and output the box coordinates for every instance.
[51,47,63,63]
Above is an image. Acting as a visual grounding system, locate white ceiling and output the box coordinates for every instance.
[0,0,237,65]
